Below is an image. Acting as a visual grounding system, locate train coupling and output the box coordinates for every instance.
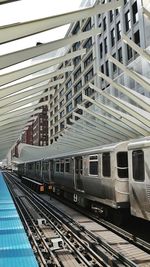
[91,205,104,214]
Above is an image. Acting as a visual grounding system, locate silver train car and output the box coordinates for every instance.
[17,137,150,222]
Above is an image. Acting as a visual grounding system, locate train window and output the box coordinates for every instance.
[117,152,128,178]
[65,159,70,172]
[42,162,48,171]
[60,162,64,172]
[28,163,32,170]
[89,155,98,175]
[102,152,111,177]
[132,150,145,181]
[55,161,60,172]
[75,157,83,175]
[36,162,41,171]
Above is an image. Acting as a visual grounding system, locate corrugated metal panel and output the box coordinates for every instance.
[0,172,38,267]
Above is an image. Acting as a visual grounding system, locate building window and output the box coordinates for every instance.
[66,115,72,125]
[132,2,138,24]
[60,121,65,130]
[85,87,94,96]
[83,18,91,32]
[75,109,83,115]
[89,155,98,175]
[102,152,111,177]
[54,96,58,104]
[101,64,104,73]
[55,125,58,133]
[54,106,58,113]
[109,10,114,23]
[66,91,72,102]
[116,21,121,41]
[134,30,140,46]
[72,41,80,51]
[105,60,109,76]
[73,56,81,66]
[50,120,53,126]
[83,37,92,50]
[84,53,93,68]
[111,28,115,47]
[85,101,92,108]
[100,43,103,59]
[125,10,131,32]
[104,37,107,53]
[60,99,64,107]
[74,67,81,80]
[74,80,82,94]
[112,53,117,73]
[54,115,58,123]
[103,17,106,31]
[74,94,82,107]
[84,68,94,83]
[116,8,119,16]
[72,21,80,35]
[118,47,122,62]
[127,44,132,60]
[60,110,65,118]
[66,79,72,90]
[59,88,64,97]
[132,150,144,181]
[66,102,73,113]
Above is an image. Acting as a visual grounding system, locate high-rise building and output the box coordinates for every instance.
[32,97,49,146]
[48,0,150,145]
[21,125,33,145]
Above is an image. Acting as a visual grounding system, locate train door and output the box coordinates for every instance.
[74,157,84,191]
[130,149,150,220]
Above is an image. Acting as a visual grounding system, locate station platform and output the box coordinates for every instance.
[0,172,38,267]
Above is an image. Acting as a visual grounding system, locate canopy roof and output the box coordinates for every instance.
[0,0,150,163]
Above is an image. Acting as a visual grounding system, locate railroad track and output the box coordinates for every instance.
[4,172,150,267]
[53,194,150,254]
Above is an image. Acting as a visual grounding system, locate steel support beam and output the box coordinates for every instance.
[0,49,86,87]
[98,68,150,112]
[0,28,100,69]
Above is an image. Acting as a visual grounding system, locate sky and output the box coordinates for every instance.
[0,0,82,55]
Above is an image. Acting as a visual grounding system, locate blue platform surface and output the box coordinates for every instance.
[0,172,39,267]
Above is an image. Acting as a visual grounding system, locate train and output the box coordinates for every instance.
[16,136,150,223]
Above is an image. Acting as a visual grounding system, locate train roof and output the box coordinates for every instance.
[128,136,150,150]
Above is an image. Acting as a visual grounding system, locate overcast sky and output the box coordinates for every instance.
[0,0,82,55]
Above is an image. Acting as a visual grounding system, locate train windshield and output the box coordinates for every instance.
[117,152,128,178]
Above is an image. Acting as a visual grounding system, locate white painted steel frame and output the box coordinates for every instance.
[0,0,122,44]
[0,28,100,69]
[0,49,86,86]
